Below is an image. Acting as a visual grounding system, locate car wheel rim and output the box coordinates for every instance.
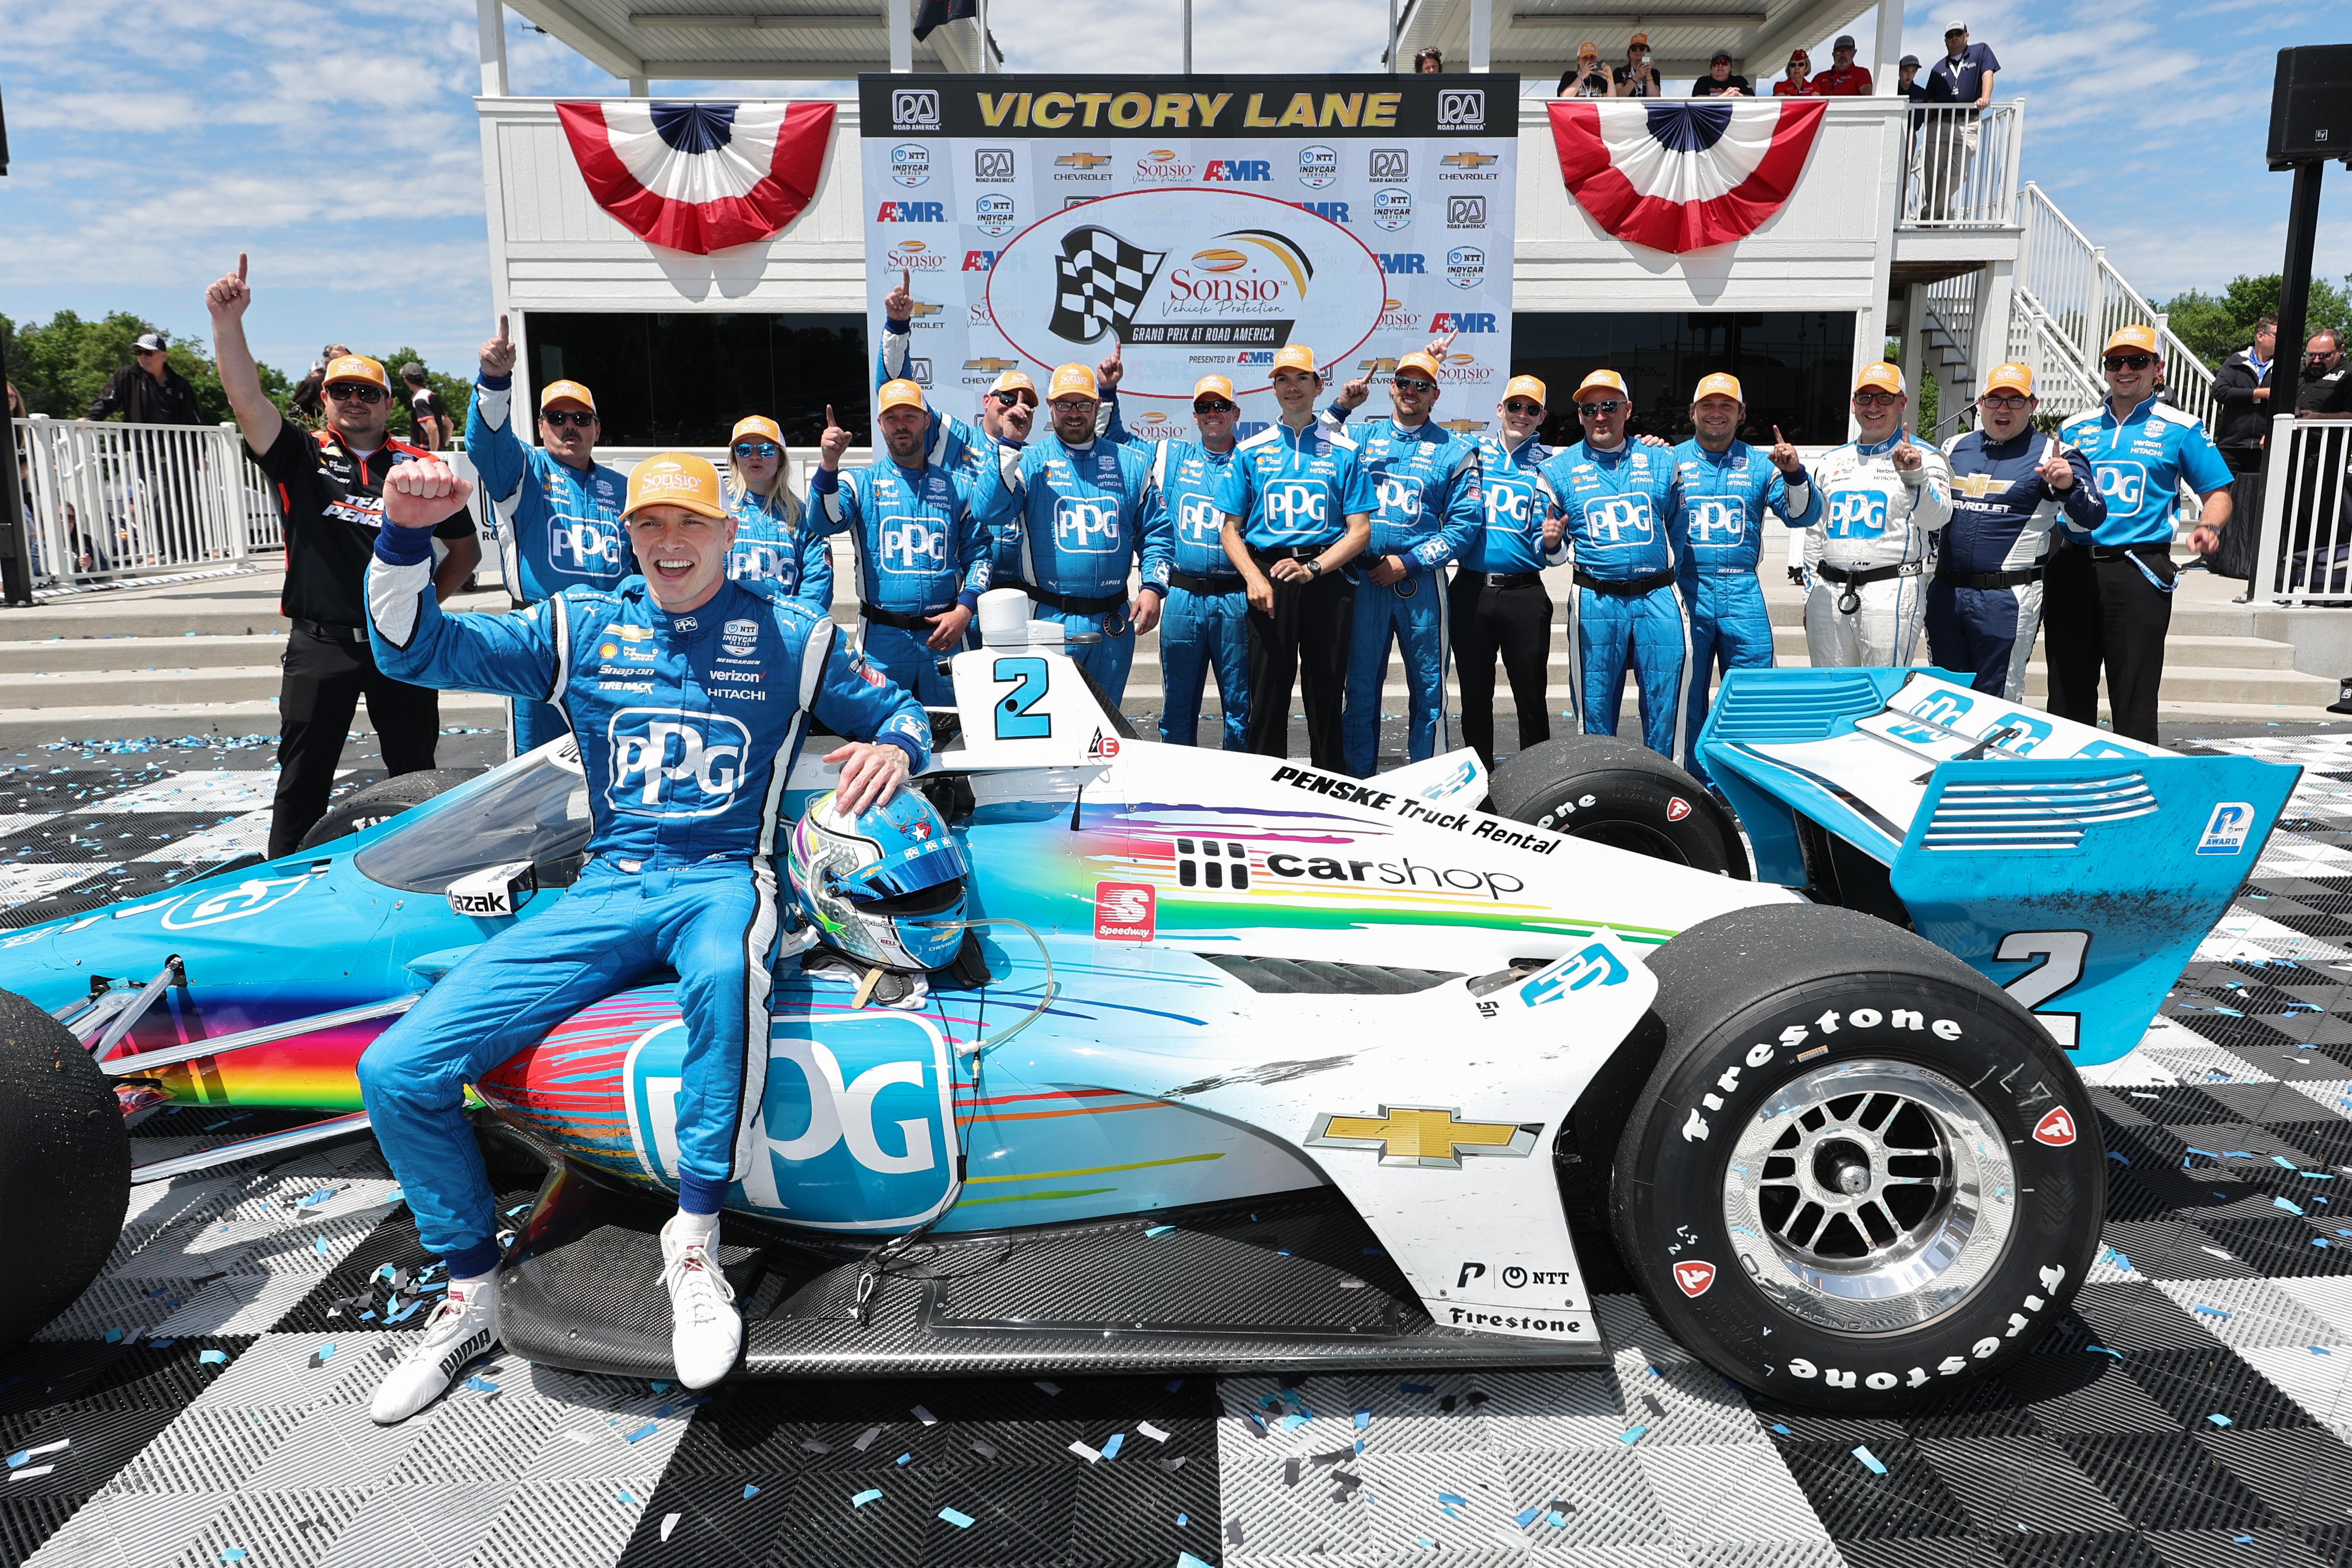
[1719,1058,2015,1333]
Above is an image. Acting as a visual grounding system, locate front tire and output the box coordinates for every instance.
[1491,735,1748,877]
[0,989,131,1349]
[298,768,480,851]
[1610,905,2102,1410]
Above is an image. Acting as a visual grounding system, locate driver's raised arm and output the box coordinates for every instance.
[367,463,562,701]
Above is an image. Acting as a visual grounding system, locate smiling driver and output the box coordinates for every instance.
[356,450,933,1424]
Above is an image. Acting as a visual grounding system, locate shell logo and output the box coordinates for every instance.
[1191,248,1249,273]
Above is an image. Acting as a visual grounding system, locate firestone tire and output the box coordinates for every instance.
[1610,904,2102,1412]
[0,988,131,1350]
[297,769,480,852]
[1490,735,1749,878]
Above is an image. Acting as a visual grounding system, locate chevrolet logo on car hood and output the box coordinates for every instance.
[1305,1106,1542,1168]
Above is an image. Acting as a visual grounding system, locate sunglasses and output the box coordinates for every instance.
[1048,399,1095,414]
[2102,354,2154,371]
[990,389,1038,407]
[1503,399,1544,415]
[1194,400,1238,415]
[540,408,597,428]
[2308,352,2340,364]
[1393,376,1437,393]
[1576,400,1624,416]
[324,382,384,404]
[733,441,780,458]
[1852,391,1901,407]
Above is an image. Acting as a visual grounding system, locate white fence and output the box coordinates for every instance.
[13,417,281,588]
[2250,416,2352,605]
[1897,104,2024,230]
[2013,183,2215,430]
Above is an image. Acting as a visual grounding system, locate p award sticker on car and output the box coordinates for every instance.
[2031,1107,2078,1147]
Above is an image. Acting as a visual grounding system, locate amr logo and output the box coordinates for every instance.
[1173,837,1252,891]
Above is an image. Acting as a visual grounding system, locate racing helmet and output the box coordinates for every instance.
[787,789,968,972]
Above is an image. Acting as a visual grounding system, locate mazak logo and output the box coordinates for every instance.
[1368,147,1409,181]
[1436,88,1486,130]
[607,710,751,819]
[1446,196,1488,228]
[2032,1107,2079,1147]
[875,200,945,223]
[1204,158,1272,182]
[1672,1261,1716,1298]
[1298,145,1338,188]
[962,248,1001,271]
[1094,881,1156,942]
[974,147,1015,181]
[890,143,932,187]
[1441,150,1501,180]
[1173,835,1251,891]
[1134,148,1196,181]
[1445,246,1484,289]
[891,88,940,130]
[1430,311,1497,334]
[886,239,946,271]
[1054,151,1115,181]
[974,193,1017,236]
[1372,188,1413,231]
[1379,253,1427,275]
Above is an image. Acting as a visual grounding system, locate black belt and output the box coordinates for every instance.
[2070,540,2171,563]
[1456,570,1544,590]
[1168,570,1244,595]
[1936,564,2044,589]
[1022,584,1126,616]
[1572,567,1675,598]
[1816,559,1927,587]
[1250,546,1326,563]
[295,619,367,644]
[859,602,945,632]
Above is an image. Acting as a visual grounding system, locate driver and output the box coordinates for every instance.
[355,451,931,1426]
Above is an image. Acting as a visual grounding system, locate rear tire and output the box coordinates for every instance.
[1609,904,2102,1411]
[0,989,130,1349]
[298,768,480,851]
[1491,735,1748,877]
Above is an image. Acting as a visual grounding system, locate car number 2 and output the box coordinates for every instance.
[993,656,1051,740]
[1996,930,2089,1048]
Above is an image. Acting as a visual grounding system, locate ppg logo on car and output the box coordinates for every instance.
[892,88,940,130]
[880,517,947,574]
[1055,496,1120,554]
[1437,89,1485,129]
[607,709,751,818]
[550,519,625,574]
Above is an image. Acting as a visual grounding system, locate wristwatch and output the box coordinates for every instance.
[1306,559,1324,579]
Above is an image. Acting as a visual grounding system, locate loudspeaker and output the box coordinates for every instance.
[2269,45,2352,167]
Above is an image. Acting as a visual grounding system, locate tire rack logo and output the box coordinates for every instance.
[607,708,752,818]
[1369,147,1409,181]
[1299,144,1338,188]
[976,194,1017,237]
[1173,836,1250,890]
[975,147,1015,181]
[1447,196,1488,229]
[891,143,931,187]
[892,88,940,130]
[2032,1107,2078,1146]
[1437,89,1486,129]
[1673,1261,1716,1297]
[1094,880,1156,942]
[1445,246,1484,290]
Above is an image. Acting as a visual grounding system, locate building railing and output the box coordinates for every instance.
[14,417,281,589]
[2003,294,2112,423]
[1896,103,2024,230]
[2015,183,2215,430]
[2250,416,2352,605]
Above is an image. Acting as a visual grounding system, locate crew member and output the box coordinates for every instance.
[1104,373,1251,749]
[357,451,930,1424]
[1321,351,1483,777]
[1672,373,1817,778]
[1538,371,1687,758]
[1803,363,1952,668]
[1453,376,1559,769]
[1214,345,1374,769]
[811,384,991,704]
[724,415,831,612]
[974,363,1168,704]
[877,269,1038,480]
[1930,364,2103,698]
[468,314,631,756]
[2049,327,2233,741]
[202,254,480,859]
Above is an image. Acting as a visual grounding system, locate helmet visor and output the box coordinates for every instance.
[832,834,969,906]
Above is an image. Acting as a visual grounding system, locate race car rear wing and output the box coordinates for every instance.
[1697,669,2300,1066]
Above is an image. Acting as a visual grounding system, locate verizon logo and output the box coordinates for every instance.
[1175,838,1251,892]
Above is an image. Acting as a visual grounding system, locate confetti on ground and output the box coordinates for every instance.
[1069,1441,1102,1464]
[1619,1426,1648,1445]
[1034,1380,1061,1395]
[939,1507,974,1528]
[1853,1446,1887,1475]
[742,1484,759,1499]
[659,1513,680,1542]
[1138,1420,1170,1442]
[2210,1414,2234,1427]
[1145,1225,1175,1237]
[1101,1433,1125,1459]
[912,1404,936,1425]
[852,1426,881,1451]
[622,1424,657,1444]
[851,1489,883,1509]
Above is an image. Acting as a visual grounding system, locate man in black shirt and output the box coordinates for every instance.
[85,334,204,427]
[1694,51,1752,96]
[401,362,452,450]
[203,254,480,857]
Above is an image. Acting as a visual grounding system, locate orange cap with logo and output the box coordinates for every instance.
[1982,362,2034,396]
[990,368,1037,397]
[1047,363,1099,401]
[539,378,596,413]
[1574,369,1628,400]
[1503,374,1548,406]
[876,378,927,416]
[322,354,390,392]
[622,453,728,521]
[1272,344,1318,376]
[730,415,784,447]
[1193,373,1237,404]
[2103,325,2160,356]
[1629,30,1650,46]
[1693,372,1744,403]
[1578,40,1598,58]
[1395,351,1444,382]
[1854,361,1906,396]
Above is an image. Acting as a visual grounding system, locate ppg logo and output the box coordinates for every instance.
[1886,687,1972,743]
[1055,496,1120,554]
[1988,711,2055,753]
[892,88,940,130]
[1437,89,1485,129]
[1264,481,1328,538]
[1521,940,1629,1005]
[1485,482,1533,527]
[728,542,790,583]
[1823,490,1889,538]
[607,709,751,818]
[1687,498,1745,545]
[1588,495,1654,544]
[550,518,624,574]
[879,516,947,574]
[1177,495,1221,546]
[1375,474,1425,520]
[2095,462,2147,509]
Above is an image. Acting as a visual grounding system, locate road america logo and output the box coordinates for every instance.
[891,88,939,130]
[2032,1107,2078,1147]
[1094,881,1156,942]
[1437,90,1486,130]
[1666,796,1691,822]
[1673,1261,1716,1298]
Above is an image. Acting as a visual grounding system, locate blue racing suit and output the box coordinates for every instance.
[1537,440,1689,758]
[876,319,993,484]
[466,374,633,756]
[1929,429,2101,697]
[1103,398,1246,749]
[360,530,930,1274]
[1329,414,1483,777]
[973,432,1170,704]
[1670,439,1818,780]
[726,484,833,614]
[808,457,992,706]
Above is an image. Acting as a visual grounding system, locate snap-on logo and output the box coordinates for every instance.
[1666,796,1691,822]
[2031,1107,2078,1147]
[1094,881,1156,942]
[1672,1261,1715,1298]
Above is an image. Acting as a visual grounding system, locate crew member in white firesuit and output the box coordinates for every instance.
[1802,362,1953,667]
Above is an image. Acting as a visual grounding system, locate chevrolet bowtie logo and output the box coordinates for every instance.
[1443,151,1499,169]
[1306,1106,1542,1168]
[965,357,1020,372]
[1057,153,1113,169]
[907,300,943,317]
[1952,471,2005,498]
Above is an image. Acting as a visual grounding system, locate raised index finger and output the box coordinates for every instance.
[825,404,837,427]
[1773,425,1784,444]
[497,313,510,343]
[236,251,249,282]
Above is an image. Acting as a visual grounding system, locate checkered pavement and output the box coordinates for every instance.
[8,734,2352,1566]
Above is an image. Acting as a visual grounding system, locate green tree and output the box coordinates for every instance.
[363,347,473,444]
[2160,273,2352,373]
[1,309,291,423]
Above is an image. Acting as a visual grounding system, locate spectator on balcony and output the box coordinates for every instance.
[85,334,202,428]
[1414,46,1443,73]
[1814,35,1873,95]
[1560,42,1613,98]
[1919,22,1998,220]
[288,345,351,425]
[1694,51,1752,96]
[2300,330,2352,418]
[1614,33,1664,97]
[1774,49,1816,96]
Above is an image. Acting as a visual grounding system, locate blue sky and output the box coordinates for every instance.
[2,0,2346,385]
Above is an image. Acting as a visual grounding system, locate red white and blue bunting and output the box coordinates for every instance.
[1547,99,1825,254]
[556,100,837,254]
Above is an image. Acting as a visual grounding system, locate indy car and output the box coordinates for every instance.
[0,599,2298,1410]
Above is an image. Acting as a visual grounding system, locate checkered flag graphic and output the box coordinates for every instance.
[1049,226,1165,345]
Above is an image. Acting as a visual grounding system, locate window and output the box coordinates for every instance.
[1511,312,1858,447]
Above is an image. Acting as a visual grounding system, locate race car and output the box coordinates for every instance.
[0,608,2298,1411]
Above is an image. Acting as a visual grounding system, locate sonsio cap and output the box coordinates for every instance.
[1272,344,1319,376]
[1193,373,1238,404]
[1047,364,1099,401]
[1982,363,2034,396]
[323,354,390,392]
[730,415,784,446]
[1578,40,1598,58]
[539,378,596,412]
[876,378,928,415]
[2103,325,2161,356]
[1575,369,1628,399]
[990,368,1037,398]
[1855,361,1907,396]
[621,453,728,521]
[1395,351,1444,382]
[1693,372,1744,403]
[1629,31,1649,46]
[1504,374,1548,405]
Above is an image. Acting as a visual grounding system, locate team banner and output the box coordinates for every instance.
[860,75,1518,441]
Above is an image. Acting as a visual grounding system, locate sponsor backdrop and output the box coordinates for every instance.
[860,74,1519,443]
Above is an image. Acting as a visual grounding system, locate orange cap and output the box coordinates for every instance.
[1395,351,1444,382]
[990,368,1037,397]
[1503,374,1548,405]
[1982,362,2034,396]
[1047,363,1099,402]
[322,354,390,392]
[1272,344,1318,376]
[730,415,784,446]
[876,378,927,416]
[622,453,728,521]
[1629,31,1650,46]
[539,378,596,412]
[2103,324,2160,356]
[1574,369,1627,400]
[1692,372,1744,403]
[1578,40,1598,57]
[1193,373,1237,404]
[1855,361,1906,396]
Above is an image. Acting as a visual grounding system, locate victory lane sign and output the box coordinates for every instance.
[861,74,1518,431]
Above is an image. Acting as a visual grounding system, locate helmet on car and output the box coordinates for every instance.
[787,789,968,972]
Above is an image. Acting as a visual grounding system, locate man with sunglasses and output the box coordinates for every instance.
[203,254,481,857]
[2048,327,2232,742]
[1451,377,1561,769]
[1535,371,1688,758]
[724,415,831,612]
[1671,374,1818,780]
[469,314,632,757]
[973,364,1169,705]
[879,269,1039,481]
[1929,364,2102,699]
[1802,363,1951,670]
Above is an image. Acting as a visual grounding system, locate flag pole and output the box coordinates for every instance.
[1183,0,1193,73]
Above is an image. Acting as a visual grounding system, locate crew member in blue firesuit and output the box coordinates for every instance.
[357,451,930,1426]
[876,268,1037,482]
[809,383,994,705]
[1671,373,1818,779]
[723,414,831,612]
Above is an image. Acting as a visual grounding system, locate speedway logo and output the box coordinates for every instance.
[1094,881,1156,941]
[607,708,752,817]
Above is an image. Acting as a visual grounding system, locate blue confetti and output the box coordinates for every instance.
[199,1350,227,1366]
[1438,1492,1469,1507]
[1179,1556,1217,1568]
[2087,1346,2123,1359]
[2278,1196,2308,1215]
[1100,1433,1125,1460]
[102,1328,122,1344]
[2209,1413,2234,1427]
[220,1553,246,1564]
[1514,1506,1542,1527]
[1176,1513,1188,1528]
[2107,1151,2131,1165]
[1619,1426,1648,1445]
[465,1375,499,1394]
[2194,1305,2233,1318]
[938,1507,975,1528]
[1770,1423,1792,1435]
[2186,1147,2220,1159]
[851,1489,883,1509]
[1279,1414,1309,1431]
[1852,1446,1887,1475]
[2315,1347,2335,1356]
[313,1236,331,1256]
[1353,1408,1371,1430]
[298,1188,336,1207]
[742,1484,760,1499]
[895,1453,912,1466]
[1145,1225,1174,1237]
[2275,1156,2302,1169]
[617,1490,637,1506]
[622,1423,658,1443]
[312,1342,335,1363]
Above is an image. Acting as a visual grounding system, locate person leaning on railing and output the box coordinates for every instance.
[1919,21,1999,221]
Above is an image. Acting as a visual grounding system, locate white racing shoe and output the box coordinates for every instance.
[369,1275,500,1426]
[661,1216,742,1389]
